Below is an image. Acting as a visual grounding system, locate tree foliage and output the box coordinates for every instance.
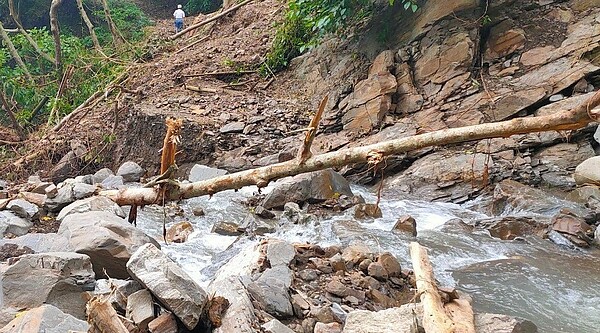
[185,0,222,14]
[264,0,418,73]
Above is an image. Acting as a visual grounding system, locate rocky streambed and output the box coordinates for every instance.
[0,154,598,332]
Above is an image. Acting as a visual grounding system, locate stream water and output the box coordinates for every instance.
[135,184,600,333]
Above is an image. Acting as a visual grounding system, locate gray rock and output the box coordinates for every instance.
[238,214,278,235]
[262,169,354,209]
[126,289,154,330]
[57,196,125,222]
[0,211,32,237]
[255,206,275,219]
[74,174,93,185]
[7,198,39,219]
[117,161,145,182]
[0,304,89,333]
[101,175,124,189]
[188,164,228,182]
[44,184,58,198]
[43,185,75,213]
[208,276,257,333]
[220,121,246,133]
[343,304,423,333]
[127,243,208,330]
[259,265,293,289]
[262,319,295,333]
[244,277,293,318]
[72,182,96,200]
[267,240,296,267]
[31,181,54,195]
[212,221,243,236]
[92,168,114,184]
[594,125,600,144]
[58,211,160,279]
[549,94,564,102]
[0,233,71,254]
[1,252,95,320]
[474,313,538,333]
[573,156,600,186]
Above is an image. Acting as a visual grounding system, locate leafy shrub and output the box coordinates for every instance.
[186,0,222,14]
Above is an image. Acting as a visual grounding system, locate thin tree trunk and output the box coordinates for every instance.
[75,0,103,53]
[0,89,25,140]
[49,0,63,73]
[0,20,33,82]
[101,91,600,206]
[8,0,55,63]
[99,0,125,48]
[170,0,254,40]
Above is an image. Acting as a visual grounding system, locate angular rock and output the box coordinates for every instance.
[212,221,243,236]
[325,279,365,300]
[126,289,154,330]
[486,26,526,60]
[377,252,401,277]
[94,278,143,312]
[573,156,600,186]
[474,216,550,240]
[343,304,423,333]
[367,262,388,280]
[166,221,194,243]
[188,164,228,182]
[72,182,96,200]
[314,322,343,333]
[7,198,39,219]
[392,215,417,236]
[148,312,178,333]
[101,175,124,190]
[262,169,353,209]
[262,319,295,333]
[0,211,32,237]
[43,185,75,213]
[0,304,89,333]
[474,313,538,333]
[1,252,95,320]
[57,196,125,222]
[127,243,208,330]
[59,211,160,278]
[0,233,71,254]
[18,192,45,207]
[267,240,296,267]
[255,206,275,219]
[92,168,114,184]
[244,276,293,318]
[208,276,257,333]
[117,161,145,182]
[260,265,293,289]
[220,121,246,133]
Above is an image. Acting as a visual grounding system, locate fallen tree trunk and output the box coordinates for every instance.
[170,0,253,40]
[410,242,477,333]
[101,91,600,206]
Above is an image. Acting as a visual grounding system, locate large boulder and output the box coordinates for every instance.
[126,243,208,330]
[0,304,89,333]
[262,169,354,209]
[0,211,32,237]
[0,233,71,255]
[0,252,95,320]
[474,313,538,333]
[58,211,160,278]
[573,156,600,186]
[116,161,145,182]
[43,184,76,213]
[56,196,126,222]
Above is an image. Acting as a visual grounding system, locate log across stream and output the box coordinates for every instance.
[131,184,600,333]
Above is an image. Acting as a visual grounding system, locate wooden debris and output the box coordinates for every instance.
[207,296,230,328]
[297,95,328,164]
[409,242,476,333]
[148,313,178,333]
[86,295,130,333]
[185,84,217,93]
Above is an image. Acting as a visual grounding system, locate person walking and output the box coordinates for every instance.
[173,4,185,33]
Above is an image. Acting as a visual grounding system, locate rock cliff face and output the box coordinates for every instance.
[290,0,600,202]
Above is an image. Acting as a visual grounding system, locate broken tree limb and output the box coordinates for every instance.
[0,19,33,82]
[185,84,217,93]
[170,0,253,39]
[297,96,328,163]
[86,295,130,333]
[410,242,455,332]
[0,88,25,140]
[101,90,600,206]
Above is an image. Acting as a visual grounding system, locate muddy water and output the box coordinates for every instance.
[135,185,600,333]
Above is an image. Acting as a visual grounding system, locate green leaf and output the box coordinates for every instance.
[411,4,418,12]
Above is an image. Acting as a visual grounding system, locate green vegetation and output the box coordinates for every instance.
[263,0,418,74]
[185,0,223,14]
[0,0,152,129]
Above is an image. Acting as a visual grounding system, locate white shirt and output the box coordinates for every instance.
[174,9,185,19]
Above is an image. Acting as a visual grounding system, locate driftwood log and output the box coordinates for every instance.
[409,242,476,333]
[101,91,600,206]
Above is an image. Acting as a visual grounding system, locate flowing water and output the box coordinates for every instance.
[135,184,600,333]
